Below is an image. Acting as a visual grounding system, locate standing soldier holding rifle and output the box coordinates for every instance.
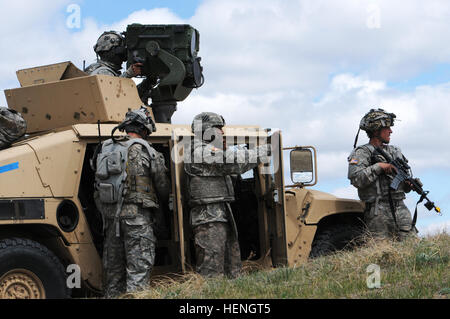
[348,108,432,240]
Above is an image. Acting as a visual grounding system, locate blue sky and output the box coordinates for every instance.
[77,0,202,21]
[388,63,450,91]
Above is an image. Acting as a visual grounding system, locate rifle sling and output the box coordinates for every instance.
[387,189,399,231]
[411,193,427,231]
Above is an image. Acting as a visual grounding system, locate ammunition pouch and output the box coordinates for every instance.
[126,175,157,202]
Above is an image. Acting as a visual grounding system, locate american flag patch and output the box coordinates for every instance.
[349,158,359,165]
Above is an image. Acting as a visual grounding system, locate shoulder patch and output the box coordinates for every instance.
[348,158,359,165]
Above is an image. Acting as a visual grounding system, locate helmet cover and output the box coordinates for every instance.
[359,108,396,132]
[94,31,125,54]
[120,106,156,136]
[191,112,226,133]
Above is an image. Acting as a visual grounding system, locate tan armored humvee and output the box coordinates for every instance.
[0,61,364,299]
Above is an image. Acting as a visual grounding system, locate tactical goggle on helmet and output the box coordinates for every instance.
[93,31,125,54]
[359,108,396,132]
[191,112,226,133]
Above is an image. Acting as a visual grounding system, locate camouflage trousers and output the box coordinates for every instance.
[364,199,418,241]
[193,222,242,278]
[102,207,156,298]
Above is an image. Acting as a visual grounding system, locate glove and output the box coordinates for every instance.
[414,178,423,188]
[123,63,143,78]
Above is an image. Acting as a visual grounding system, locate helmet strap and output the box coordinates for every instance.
[353,128,361,149]
[111,126,119,143]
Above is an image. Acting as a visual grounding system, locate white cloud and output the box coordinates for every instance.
[330,185,359,200]
[0,0,71,29]
[184,0,450,96]
[109,8,185,33]
[3,0,450,91]
[419,220,450,237]
[0,4,187,105]
[176,71,450,182]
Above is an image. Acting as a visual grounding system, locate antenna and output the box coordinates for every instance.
[97,120,101,144]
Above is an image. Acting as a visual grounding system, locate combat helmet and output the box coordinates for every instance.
[191,112,226,133]
[112,106,156,140]
[359,108,396,133]
[93,31,127,64]
[94,31,125,54]
[353,108,396,148]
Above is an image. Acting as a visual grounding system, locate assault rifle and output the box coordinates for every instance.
[373,147,441,217]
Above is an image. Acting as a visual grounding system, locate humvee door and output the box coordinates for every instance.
[265,130,288,266]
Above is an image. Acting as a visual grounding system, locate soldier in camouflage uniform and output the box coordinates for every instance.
[97,107,170,297]
[85,31,142,78]
[184,112,270,278]
[348,108,417,240]
[0,107,27,150]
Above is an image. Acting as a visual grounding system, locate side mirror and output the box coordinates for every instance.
[290,147,317,186]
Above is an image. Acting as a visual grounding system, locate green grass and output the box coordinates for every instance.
[125,232,449,299]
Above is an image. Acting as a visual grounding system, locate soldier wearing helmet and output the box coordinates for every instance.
[184,112,271,278]
[95,107,170,297]
[348,108,417,240]
[85,31,143,78]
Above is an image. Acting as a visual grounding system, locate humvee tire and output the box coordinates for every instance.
[0,238,69,299]
[309,224,363,258]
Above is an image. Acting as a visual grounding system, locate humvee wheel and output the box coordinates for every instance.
[309,223,363,258]
[0,238,69,299]
[0,269,45,299]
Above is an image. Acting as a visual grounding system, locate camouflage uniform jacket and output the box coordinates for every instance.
[348,143,410,203]
[184,140,269,227]
[85,60,134,78]
[120,142,170,218]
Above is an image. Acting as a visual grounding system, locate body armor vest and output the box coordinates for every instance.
[186,174,235,207]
